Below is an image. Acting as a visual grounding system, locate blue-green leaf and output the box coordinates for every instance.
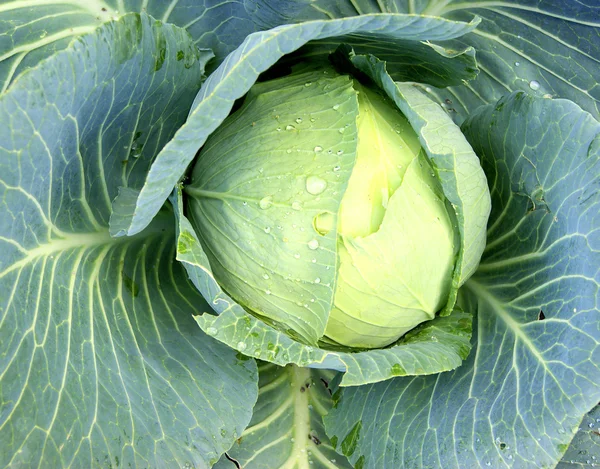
[112,12,479,235]
[0,0,258,92]
[557,405,600,468]
[0,13,257,468]
[324,93,600,468]
[246,1,600,122]
[214,363,351,469]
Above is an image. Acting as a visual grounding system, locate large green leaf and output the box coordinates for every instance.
[214,363,351,469]
[0,14,257,468]
[557,405,600,468]
[110,13,479,236]
[246,0,600,122]
[0,0,259,92]
[324,93,600,468]
[173,188,472,386]
[185,68,359,345]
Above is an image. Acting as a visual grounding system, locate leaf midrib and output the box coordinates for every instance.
[1,230,115,278]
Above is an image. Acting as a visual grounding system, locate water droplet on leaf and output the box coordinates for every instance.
[259,196,273,209]
[308,239,319,250]
[306,176,327,195]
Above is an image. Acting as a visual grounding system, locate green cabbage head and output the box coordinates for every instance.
[185,62,489,350]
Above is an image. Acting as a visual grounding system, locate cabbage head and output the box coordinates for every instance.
[185,56,490,352]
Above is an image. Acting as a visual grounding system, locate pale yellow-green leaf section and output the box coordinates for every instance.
[326,152,456,349]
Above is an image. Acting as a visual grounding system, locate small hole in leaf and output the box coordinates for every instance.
[538,310,545,320]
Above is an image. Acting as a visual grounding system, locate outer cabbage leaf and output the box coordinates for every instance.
[557,405,600,468]
[245,0,600,122]
[324,93,600,468]
[0,14,257,468]
[0,0,258,92]
[110,13,480,236]
[173,188,472,386]
[214,363,351,469]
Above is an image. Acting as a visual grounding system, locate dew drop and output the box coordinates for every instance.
[529,80,540,91]
[276,127,282,132]
[338,127,345,134]
[237,342,247,351]
[294,253,300,259]
[296,117,303,124]
[337,150,344,155]
[333,165,341,172]
[265,289,272,295]
[306,176,327,195]
[264,226,271,233]
[514,62,520,66]
[314,277,321,284]
[206,327,218,336]
[286,149,292,154]
[332,104,340,110]
[425,87,432,92]
[263,273,270,280]
[311,258,317,263]
[314,146,323,153]
[291,201,302,211]
[285,124,296,131]
[304,82,312,87]
[313,212,334,236]
[310,117,316,122]
[307,239,319,250]
[259,196,273,210]
[242,201,247,206]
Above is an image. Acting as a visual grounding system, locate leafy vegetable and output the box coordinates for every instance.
[0,1,598,468]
